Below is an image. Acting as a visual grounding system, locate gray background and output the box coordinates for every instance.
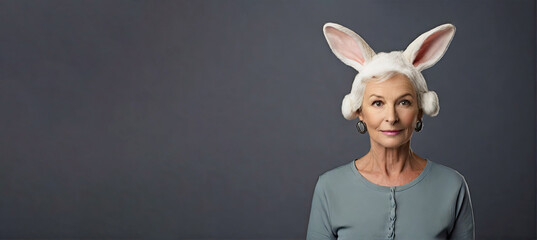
[0,0,535,239]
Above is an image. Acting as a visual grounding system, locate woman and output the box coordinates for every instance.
[306,23,475,239]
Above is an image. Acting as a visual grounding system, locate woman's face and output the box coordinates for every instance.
[358,73,423,149]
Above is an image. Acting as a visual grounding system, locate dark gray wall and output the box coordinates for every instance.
[0,0,535,239]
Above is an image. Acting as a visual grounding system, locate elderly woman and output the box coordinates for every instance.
[306,23,475,240]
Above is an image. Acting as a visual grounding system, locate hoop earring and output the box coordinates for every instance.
[415,120,423,132]
[356,120,367,134]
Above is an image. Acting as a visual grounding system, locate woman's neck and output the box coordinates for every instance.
[361,140,420,177]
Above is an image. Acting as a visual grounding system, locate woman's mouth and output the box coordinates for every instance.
[381,130,402,135]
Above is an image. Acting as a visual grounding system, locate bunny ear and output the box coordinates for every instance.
[403,24,456,71]
[323,23,375,72]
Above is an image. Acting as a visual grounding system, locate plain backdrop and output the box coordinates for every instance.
[0,0,535,239]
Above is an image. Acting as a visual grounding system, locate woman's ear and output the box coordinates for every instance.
[357,108,363,121]
[418,109,424,121]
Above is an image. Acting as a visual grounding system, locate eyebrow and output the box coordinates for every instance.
[369,93,414,99]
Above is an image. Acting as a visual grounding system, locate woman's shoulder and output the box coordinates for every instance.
[316,160,355,185]
[428,159,468,187]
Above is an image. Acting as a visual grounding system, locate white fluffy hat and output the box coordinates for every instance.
[323,23,456,120]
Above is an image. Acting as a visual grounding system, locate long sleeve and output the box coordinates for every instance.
[306,176,336,240]
[448,176,475,239]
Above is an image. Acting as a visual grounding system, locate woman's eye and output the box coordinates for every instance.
[372,101,383,107]
[400,100,411,106]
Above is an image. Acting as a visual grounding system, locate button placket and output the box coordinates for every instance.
[387,187,396,239]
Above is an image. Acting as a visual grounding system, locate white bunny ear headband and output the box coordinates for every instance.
[323,23,456,120]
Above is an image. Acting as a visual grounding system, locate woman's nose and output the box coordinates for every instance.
[385,105,399,123]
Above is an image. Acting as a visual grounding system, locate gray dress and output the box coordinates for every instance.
[306,159,475,240]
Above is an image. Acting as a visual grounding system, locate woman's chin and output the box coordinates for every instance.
[373,138,411,149]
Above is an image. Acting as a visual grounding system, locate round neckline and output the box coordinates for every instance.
[349,158,432,192]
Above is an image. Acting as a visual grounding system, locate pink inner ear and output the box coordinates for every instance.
[413,28,452,67]
[325,26,365,65]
